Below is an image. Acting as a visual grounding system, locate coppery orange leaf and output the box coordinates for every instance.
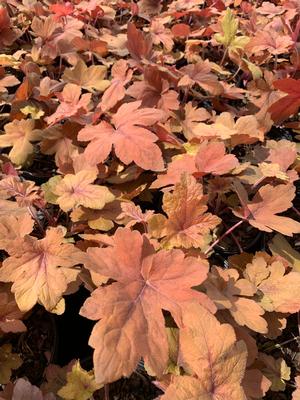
[0,227,85,312]
[149,173,220,249]
[161,303,248,400]
[52,169,115,212]
[78,101,165,170]
[233,182,300,236]
[244,254,300,313]
[80,228,215,384]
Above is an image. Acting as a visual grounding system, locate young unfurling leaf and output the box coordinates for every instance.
[149,174,220,249]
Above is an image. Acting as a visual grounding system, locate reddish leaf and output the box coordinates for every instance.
[268,78,300,122]
[171,23,190,37]
[126,22,153,61]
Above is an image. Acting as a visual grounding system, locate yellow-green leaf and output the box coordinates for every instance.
[214,8,249,53]
[58,361,101,400]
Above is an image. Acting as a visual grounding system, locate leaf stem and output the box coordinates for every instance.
[293,206,300,219]
[104,383,110,400]
[220,47,228,67]
[27,205,45,234]
[204,219,244,256]
[223,221,243,253]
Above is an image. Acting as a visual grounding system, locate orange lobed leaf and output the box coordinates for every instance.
[149,173,220,249]
[0,119,40,165]
[62,59,110,93]
[100,59,133,111]
[0,227,85,312]
[195,141,239,176]
[127,65,179,112]
[204,266,268,333]
[80,227,215,384]
[45,83,92,126]
[0,213,34,254]
[243,254,300,313]
[233,182,300,236]
[52,169,115,212]
[193,112,264,145]
[78,101,165,170]
[161,303,248,400]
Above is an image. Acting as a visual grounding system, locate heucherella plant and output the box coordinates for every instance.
[0,1,300,399]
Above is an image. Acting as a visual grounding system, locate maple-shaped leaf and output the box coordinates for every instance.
[0,227,84,312]
[268,78,300,123]
[246,29,293,56]
[233,182,300,236]
[243,254,300,313]
[7,378,56,400]
[45,83,92,126]
[0,284,26,333]
[204,266,268,333]
[62,59,110,93]
[127,65,179,112]
[100,60,133,111]
[150,154,196,189]
[0,119,41,165]
[195,141,239,175]
[80,227,215,383]
[78,101,165,171]
[0,176,40,207]
[194,112,263,145]
[181,102,210,140]
[179,59,223,96]
[161,303,248,400]
[0,344,22,384]
[149,174,220,249]
[58,361,101,400]
[52,169,115,212]
[149,18,174,52]
[117,202,154,228]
